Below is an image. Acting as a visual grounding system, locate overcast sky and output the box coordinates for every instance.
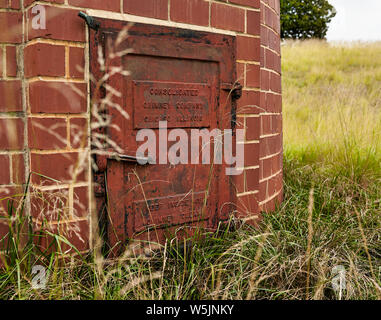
[326,0,381,41]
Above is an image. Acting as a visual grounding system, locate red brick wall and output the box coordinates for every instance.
[0,0,282,255]
[0,0,26,264]
[258,0,283,212]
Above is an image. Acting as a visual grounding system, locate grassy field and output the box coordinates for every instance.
[0,40,380,300]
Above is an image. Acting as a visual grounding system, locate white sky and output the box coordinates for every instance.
[326,0,381,41]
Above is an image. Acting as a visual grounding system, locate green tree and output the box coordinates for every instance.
[281,0,336,39]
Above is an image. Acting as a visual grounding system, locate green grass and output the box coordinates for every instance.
[282,40,381,180]
[0,40,380,300]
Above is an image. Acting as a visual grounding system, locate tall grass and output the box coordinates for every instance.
[282,40,381,180]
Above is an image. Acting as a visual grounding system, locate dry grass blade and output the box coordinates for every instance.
[305,187,314,299]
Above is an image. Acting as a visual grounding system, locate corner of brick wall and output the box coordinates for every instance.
[24,0,90,254]
[0,0,91,260]
[258,0,283,213]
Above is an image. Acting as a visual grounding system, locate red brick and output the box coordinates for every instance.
[24,43,65,78]
[0,118,24,150]
[0,0,20,9]
[246,167,259,191]
[245,116,260,141]
[0,155,10,185]
[260,2,265,24]
[260,46,265,68]
[0,80,22,112]
[29,81,87,114]
[6,46,18,77]
[260,69,270,91]
[0,12,22,43]
[237,90,260,115]
[171,0,209,26]
[268,28,280,53]
[259,180,267,201]
[265,94,275,113]
[244,142,259,167]
[274,0,280,14]
[267,175,276,197]
[70,117,88,149]
[24,0,64,7]
[260,197,276,213]
[11,153,24,185]
[237,36,260,61]
[264,5,273,28]
[266,51,274,71]
[260,114,271,136]
[270,72,281,93]
[273,54,281,73]
[73,186,88,218]
[0,48,3,76]
[28,5,86,42]
[69,0,119,11]
[265,48,274,69]
[246,63,260,88]
[31,152,88,185]
[259,134,281,158]
[234,171,245,194]
[28,118,68,150]
[272,114,282,133]
[211,3,244,32]
[69,47,85,79]
[124,0,168,20]
[260,25,268,47]
[10,0,21,9]
[261,157,271,179]
[273,94,282,113]
[274,171,283,193]
[247,10,260,35]
[236,62,245,84]
[271,153,282,175]
[230,0,260,8]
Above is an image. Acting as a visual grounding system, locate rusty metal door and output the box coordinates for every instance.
[90,20,238,253]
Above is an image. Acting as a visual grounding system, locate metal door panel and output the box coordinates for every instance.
[90,20,237,253]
